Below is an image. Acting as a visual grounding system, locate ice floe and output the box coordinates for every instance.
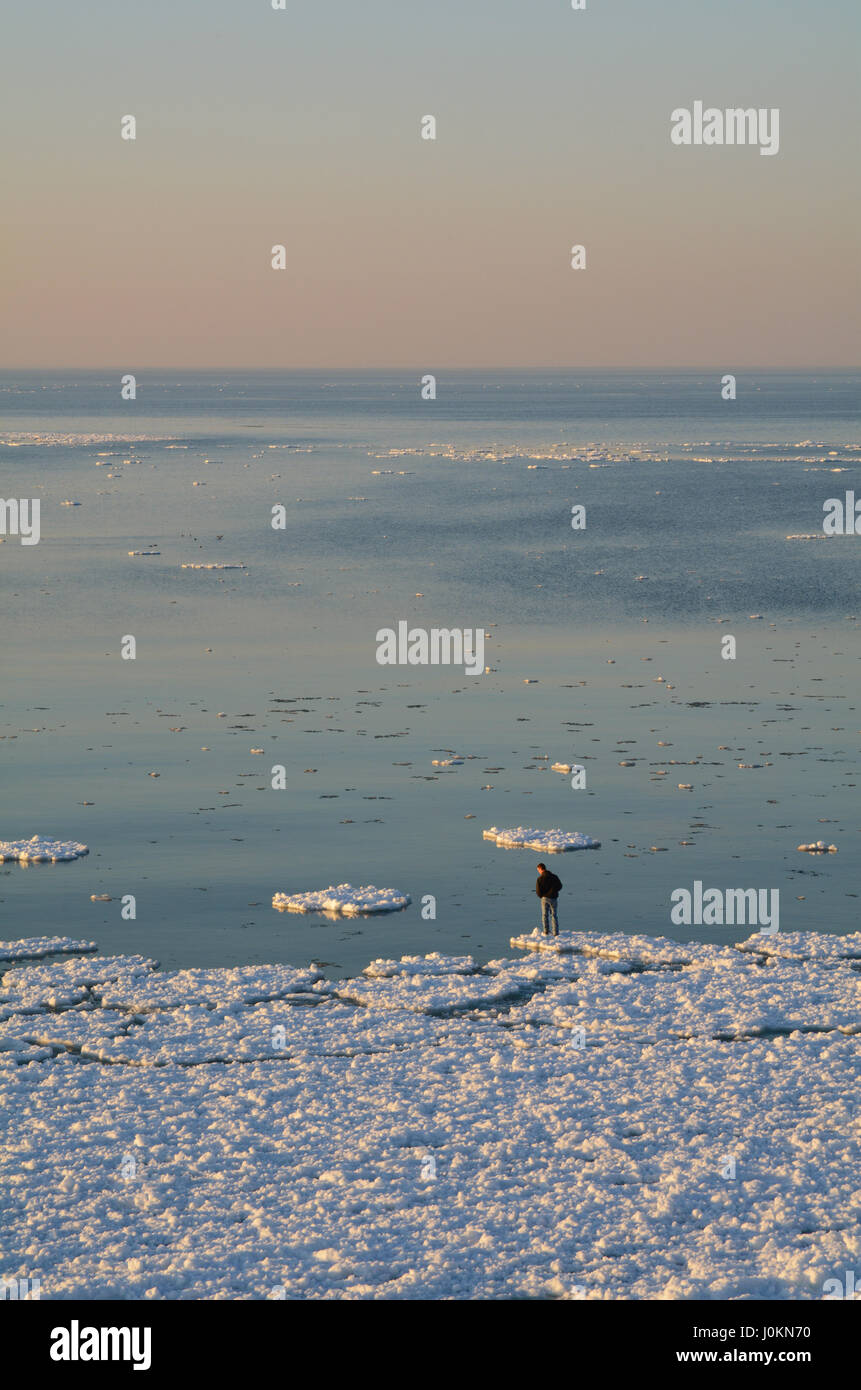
[0,836,89,863]
[734,931,861,965]
[334,971,531,1015]
[272,884,411,915]
[363,953,478,978]
[1,931,860,1298]
[95,963,323,1013]
[504,954,860,1044]
[483,827,601,852]
[0,936,97,962]
[510,929,722,966]
[1,955,157,1016]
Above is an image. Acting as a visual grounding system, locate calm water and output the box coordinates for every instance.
[1,371,858,975]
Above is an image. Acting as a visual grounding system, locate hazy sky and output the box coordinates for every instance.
[4,0,859,368]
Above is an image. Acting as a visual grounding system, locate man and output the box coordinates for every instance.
[535,862,563,936]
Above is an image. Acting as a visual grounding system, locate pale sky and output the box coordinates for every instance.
[3,0,859,368]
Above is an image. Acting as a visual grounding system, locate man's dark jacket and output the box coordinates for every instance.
[536,870,563,899]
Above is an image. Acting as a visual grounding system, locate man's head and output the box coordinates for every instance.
[537,863,546,873]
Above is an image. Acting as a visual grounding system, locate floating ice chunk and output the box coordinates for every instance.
[483,827,600,852]
[551,762,584,775]
[0,936,98,962]
[0,836,89,863]
[181,563,247,570]
[797,842,838,853]
[431,757,464,766]
[272,884,411,915]
[3,431,160,448]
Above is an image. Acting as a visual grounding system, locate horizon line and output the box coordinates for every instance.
[2,364,859,374]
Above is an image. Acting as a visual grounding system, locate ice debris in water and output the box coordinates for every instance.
[0,836,89,863]
[483,827,601,852]
[272,884,411,915]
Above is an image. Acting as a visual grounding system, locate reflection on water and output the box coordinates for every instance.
[1,371,858,976]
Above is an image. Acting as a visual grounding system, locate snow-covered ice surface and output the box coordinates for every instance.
[335,971,532,1015]
[0,836,89,863]
[0,937,97,962]
[483,827,601,852]
[734,930,861,965]
[272,884,411,915]
[1,931,860,1300]
[0,955,158,1016]
[510,929,725,966]
[95,963,324,1012]
[363,953,478,979]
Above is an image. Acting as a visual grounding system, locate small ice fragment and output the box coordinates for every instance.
[0,836,89,863]
[483,827,600,852]
[272,884,411,915]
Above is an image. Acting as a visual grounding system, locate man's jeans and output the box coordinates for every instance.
[541,896,559,936]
